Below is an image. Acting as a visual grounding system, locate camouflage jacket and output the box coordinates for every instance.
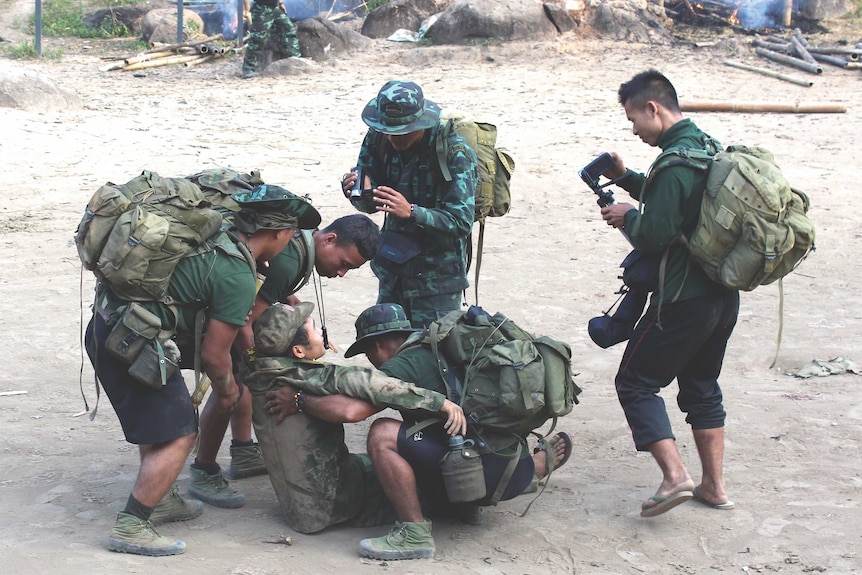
[243,356,446,415]
[351,123,478,297]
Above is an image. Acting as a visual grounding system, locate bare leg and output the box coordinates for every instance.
[195,392,233,465]
[693,427,728,504]
[646,437,695,500]
[133,433,197,507]
[229,389,253,443]
[366,419,423,522]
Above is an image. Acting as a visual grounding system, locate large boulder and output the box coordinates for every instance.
[141,8,205,44]
[0,68,82,112]
[83,6,150,36]
[295,16,373,61]
[798,0,852,19]
[430,0,559,44]
[586,0,670,42]
[361,0,441,39]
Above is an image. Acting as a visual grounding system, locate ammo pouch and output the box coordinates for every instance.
[105,302,179,390]
[376,229,422,266]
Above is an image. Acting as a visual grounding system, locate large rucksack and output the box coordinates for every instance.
[186,167,264,214]
[650,143,815,291]
[75,170,225,303]
[408,306,580,439]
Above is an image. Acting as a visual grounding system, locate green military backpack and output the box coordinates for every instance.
[410,306,580,438]
[650,143,815,291]
[186,167,265,214]
[75,170,225,303]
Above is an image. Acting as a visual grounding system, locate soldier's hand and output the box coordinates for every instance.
[341,171,357,198]
[440,399,467,436]
[373,186,411,219]
[265,385,298,424]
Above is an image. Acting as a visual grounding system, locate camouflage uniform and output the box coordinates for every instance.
[351,81,478,328]
[242,0,300,78]
[243,305,447,533]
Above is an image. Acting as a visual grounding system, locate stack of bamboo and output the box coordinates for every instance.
[100,33,242,72]
[751,28,862,75]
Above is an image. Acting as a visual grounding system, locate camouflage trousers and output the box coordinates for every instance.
[377,286,464,329]
[242,3,300,74]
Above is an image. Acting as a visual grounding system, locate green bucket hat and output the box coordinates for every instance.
[361,80,441,136]
[232,184,322,233]
[344,303,418,358]
[253,301,315,357]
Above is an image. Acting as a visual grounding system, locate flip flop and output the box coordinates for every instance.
[693,486,735,510]
[534,431,573,473]
[640,489,694,518]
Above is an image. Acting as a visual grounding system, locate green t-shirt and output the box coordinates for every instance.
[257,233,308,305]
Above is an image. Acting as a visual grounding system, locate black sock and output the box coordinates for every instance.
[231,439,255,448]
[123,494,154,521]
[192,460,221,475]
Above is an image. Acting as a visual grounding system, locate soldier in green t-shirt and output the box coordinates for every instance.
[85,186,309,557]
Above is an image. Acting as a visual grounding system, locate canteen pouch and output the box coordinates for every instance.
[128,338,180,390]
[105,302,164,365]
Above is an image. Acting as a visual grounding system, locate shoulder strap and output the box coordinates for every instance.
[284,230,315,296]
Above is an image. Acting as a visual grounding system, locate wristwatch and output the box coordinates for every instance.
[409,204,418,220]
[293,390,307,413]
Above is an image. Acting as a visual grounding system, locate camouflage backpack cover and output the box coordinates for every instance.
[408,306,580,439]
[75,170,225,303]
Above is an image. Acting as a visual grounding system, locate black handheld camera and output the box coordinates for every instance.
[348,167,374,200]
[579,152,617,208]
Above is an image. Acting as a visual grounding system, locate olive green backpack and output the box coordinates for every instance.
[75,170,225,303]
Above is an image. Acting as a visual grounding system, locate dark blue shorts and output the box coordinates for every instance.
[86,314,198,445]
[397,421,534,509]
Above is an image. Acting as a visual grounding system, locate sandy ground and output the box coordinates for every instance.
[2,3,862,573]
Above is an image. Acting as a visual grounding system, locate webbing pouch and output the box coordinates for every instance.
[128,338,180,390]
[104,302,163,364]
[377,229,422,264]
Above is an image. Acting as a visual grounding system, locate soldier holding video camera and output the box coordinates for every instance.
[597,69,740,518]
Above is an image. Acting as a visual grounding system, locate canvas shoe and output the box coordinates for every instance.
[359,520,435,560]
[150,485,204,526]
[188,467,246,508]
[107,512,185,556]
[227,443,268,479]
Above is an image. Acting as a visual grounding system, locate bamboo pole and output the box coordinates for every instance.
[124,50,178,66]
[144,33,224,54]
[756,47,822,75]
[753,38,793,54]
[123,53,204,71]
[805,46,860,61]
[724,60,813,87]
[790,35,817,65]
[782,0,792,26]
[680,101,846,113]
[810,52,850,69]
[184,55,213,67]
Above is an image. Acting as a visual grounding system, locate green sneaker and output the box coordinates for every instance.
[107,512,185,556]
[150,485,204,526]
[188,467,246,508]
[359,520,435,560]
[227,443,268,480]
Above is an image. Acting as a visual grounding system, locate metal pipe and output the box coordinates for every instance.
[810,52,850,69]
[805,46,860,61]
[724,60,813,87]
[755,47,822,75]
[753,38,793,53]
[35,0,41,57]
[177,0,184,45]
[790,35,817,65]
[237,0,245,48]
[680,101,846,114]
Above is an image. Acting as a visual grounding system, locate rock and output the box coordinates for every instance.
[141,8,206,44]
[543,2,578,33]
[295,17,373,61]
[361,0,441,39]
[83,6,149,35]
[798,0,852,20]
[0,68,82,112]
[263,56,320,76]
[430,0,558,45]
[587,0,670,43]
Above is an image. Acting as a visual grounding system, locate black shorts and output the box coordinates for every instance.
[86,314,198,445]
[397,421,534,509]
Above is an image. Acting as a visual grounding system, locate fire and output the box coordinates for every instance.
[729,7,740,25]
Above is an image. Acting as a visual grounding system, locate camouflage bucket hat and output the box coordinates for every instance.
[344,303,418,358]
[361,80,441,136]
[232,184,322,233]
[253,301,315,357]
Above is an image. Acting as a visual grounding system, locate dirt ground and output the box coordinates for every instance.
[1,2,861,573]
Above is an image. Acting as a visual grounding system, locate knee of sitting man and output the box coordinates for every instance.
[366,418,400,453]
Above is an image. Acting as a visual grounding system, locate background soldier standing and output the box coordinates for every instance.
[241,0,301,79]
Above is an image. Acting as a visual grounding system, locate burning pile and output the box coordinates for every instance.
[664,0,795,30]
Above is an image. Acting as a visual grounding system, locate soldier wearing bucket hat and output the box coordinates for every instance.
[341,80,478,329]
[240,303,466,535]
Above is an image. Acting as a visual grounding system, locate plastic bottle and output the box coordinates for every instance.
[439,435,486,503]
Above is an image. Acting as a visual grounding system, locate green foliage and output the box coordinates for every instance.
[845,0,862,19]
[32,0,135,38]
[2,40,63,59]
[363,0,391,14]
